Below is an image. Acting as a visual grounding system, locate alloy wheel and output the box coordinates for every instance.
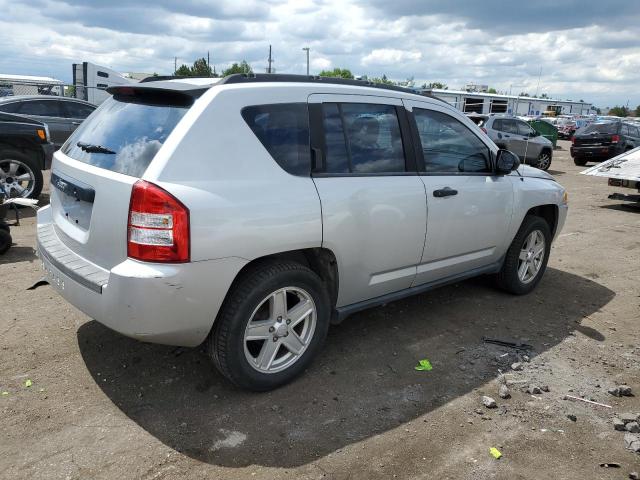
[0,159,36,198]
[243,287,317,374]
[518,229,545,284]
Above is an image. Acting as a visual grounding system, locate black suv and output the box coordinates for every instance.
[571,121,639,166]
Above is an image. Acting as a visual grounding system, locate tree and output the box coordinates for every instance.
[519,92,530,97]
[369,74,394,85]
[635,105,640,117]
[540,93,549,99]
[423,82,448,90]
[318,68,354,79]
[608,105,630,117]
[192,57,213,76]
[222,60,253,76]
[175,64,192,76]
[487,87,497,94]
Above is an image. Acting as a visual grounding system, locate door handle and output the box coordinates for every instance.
[71,121,81,125]
[504,134,510,138]
[433,187,458,198]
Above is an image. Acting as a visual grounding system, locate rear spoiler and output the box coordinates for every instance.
[107,82,209,104]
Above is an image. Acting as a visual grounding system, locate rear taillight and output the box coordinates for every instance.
[127,180,190,263]
[611,134,620,143]
[480,127,487,134]
[571,136,576,144]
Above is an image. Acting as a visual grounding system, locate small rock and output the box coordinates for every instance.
[626,422,640,433]
[527,385,542,394]
[614,418,627,431]
[609,387,622,397]
[567,414,577,422]
[541,385,550,392]
[620,386,633,397]
[511,362,524,371]
[629,472,639,480]
[621,413,639,424]
[624,433,640,453]
[499,385,511,399]
[474,408,484,415]
[482,396,497,409]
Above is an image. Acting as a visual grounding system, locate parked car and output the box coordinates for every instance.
[37,75,568,391]
[0,96,96,148]
[557,121,577,140]
[571,121,640,166]
[0,111,55,198]
[467,114,553,170]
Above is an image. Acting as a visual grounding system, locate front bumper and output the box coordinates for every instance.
[36,206,247,347]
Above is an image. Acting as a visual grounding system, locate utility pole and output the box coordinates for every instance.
[302,47,310,76]
[535,66,542,97]
[174,57,177,74]
[207,51,210,73]
[267,45,273,74]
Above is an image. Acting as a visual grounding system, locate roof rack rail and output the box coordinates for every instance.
[217,73,442,100]
[139,75,194,83]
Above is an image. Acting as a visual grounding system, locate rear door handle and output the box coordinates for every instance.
[433,187,458,198]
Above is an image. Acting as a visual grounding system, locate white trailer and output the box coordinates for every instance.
[582,147,640,204]
[72,62,135,105]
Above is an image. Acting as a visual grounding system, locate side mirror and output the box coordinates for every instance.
[496,149,521,174]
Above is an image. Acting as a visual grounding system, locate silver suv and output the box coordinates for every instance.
[469,114,554,170]
[36,75,568,390]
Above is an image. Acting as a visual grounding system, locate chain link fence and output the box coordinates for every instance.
[0,81,108,104]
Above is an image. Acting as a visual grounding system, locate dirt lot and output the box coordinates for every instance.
[1,140,639,479]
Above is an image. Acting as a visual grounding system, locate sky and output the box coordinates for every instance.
[1,0,639,108]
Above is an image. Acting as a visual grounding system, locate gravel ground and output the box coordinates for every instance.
[1,140,639,479]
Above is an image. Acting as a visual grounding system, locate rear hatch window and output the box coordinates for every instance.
[62,93,190,177]
[579,123,619,135]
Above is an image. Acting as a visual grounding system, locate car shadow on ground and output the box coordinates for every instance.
[0,245,37,265]
[77,267,614,468]
[600,203,640,213]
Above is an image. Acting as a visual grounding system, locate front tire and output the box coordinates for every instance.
[496,215,551,295]
[573,157,587,166]
[0,228,11,254]
[535,150,552,170]
[208,260,331,391]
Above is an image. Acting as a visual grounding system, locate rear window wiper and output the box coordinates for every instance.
[77,141,116,154]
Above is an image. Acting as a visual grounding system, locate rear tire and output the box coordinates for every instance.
[0,151,43,199]
[207,260,331,391]
[573,157,587,166]
[496,215,551,295]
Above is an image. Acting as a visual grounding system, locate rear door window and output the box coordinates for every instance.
[241,103,310,176]
[320,103,406,174]
[63,101,96,119]
[18,100,64,117]
[62,96,189,177]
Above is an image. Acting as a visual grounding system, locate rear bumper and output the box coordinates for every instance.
[36,205,247,347]
[41,143,56,170]
[570,145,622,160]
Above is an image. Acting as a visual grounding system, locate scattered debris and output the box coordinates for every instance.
[567,414,577,422]
[24,379,32,388]
[527,385,542,395]
[26,279,49,291]
[499,385,511,399]
[599,463,621,468]
[626,422,640,433]
[609,385,633,397]
[624,433,640,453]
[614,418,627,431]
[620,413,639,424]
[1,391,8,396]
[511,362,524,371]
[482,396,497,409]
[482,337,532,350]
[489,447,502,459]
[414,359,433,371]
[629,472,639,480]
[541,385,550,392]
[563,395,612,408]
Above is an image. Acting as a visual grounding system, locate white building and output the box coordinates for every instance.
[0,74,64,96]
[419,88,594,116]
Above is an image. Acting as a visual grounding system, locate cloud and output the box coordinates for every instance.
[0,0,638,107]
[361,49,422,66]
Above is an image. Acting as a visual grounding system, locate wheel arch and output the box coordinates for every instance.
[525,204,558,237]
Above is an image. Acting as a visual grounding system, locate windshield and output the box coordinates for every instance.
[62,96,189,177]
[581,122,619,135]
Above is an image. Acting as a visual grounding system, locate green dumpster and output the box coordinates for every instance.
[529,120,558,148]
